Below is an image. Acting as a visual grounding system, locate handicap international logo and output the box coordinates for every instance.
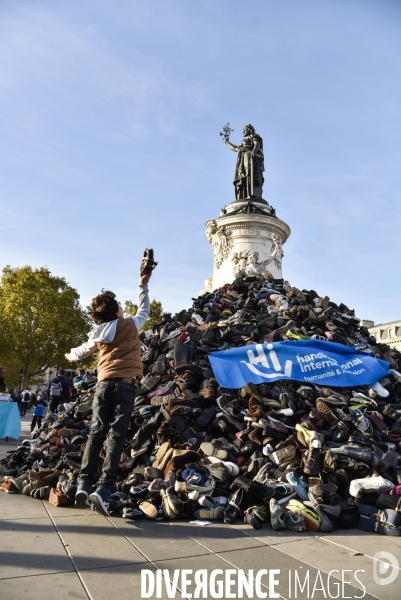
[209,339,391,389]
[373,551,399,586]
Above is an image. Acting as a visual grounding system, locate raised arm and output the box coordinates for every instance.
[131,271,152,332]
[225,140,240,152]
[65,339,98,362]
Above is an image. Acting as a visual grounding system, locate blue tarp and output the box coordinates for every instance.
[209,339,391,389]
[0,402,21,439]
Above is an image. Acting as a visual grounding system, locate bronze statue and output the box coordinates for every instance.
[220,123,264,200]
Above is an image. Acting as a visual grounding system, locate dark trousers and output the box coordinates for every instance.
[31,416,42,431]
[48,396,61,413]
[20,403,28,417]
[78,379,134,489]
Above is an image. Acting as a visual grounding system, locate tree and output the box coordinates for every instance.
[0,266,91,388]
[124,298,163,332]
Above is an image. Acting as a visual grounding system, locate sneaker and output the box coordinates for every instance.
[75,483,92,508]
[89,485,111,516]
[270,498,286,530]
[284,499,321,531]
[194,505,225,521]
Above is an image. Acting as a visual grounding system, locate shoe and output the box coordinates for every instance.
[0,477,19,493]
[304,446,323,476]
[306,492,333,532]
[89,485,111,517]
[171,450,201,470]
[129,483,151,500]
[194,505,225,521]
[30,485,51,500]
[223,488,247,524]
[152,442,173,471]
[316,400,338,426]
[270,498,286,530]
[75,483,92,508]
[64,452,83,468]
[200,442,228,460]
[161,487,182,519]
[138,500,158,519]
[349,476,394,497]
[244,505,268,529]
[284,499,321,531]
[286,472,309,501]
[122,506,142,519]
[270,446,296,466]
[284,511,307,532]
[140,248,158,274]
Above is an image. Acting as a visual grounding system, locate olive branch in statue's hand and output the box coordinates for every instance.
[219,122,234,142]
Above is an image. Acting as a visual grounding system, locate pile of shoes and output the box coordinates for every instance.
[2,276,401,536]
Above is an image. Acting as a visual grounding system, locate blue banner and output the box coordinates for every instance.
[209,339,391,389]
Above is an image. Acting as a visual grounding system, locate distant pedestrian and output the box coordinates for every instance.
[31,399,45,432]
[47,369,69,413]
[29,390,37,410]
[20,389,30,416]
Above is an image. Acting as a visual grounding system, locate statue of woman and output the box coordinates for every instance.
[223,124,264,200]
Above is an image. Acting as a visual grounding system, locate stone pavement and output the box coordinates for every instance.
[1,416,400,600]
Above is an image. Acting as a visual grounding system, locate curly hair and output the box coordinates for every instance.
[88,289,119,324]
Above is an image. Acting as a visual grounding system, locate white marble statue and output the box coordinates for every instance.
[231,234,283,279]
[205,220,232,268]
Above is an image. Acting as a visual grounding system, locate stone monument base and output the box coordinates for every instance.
[204,198,291,291]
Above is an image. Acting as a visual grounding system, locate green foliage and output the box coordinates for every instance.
[124,298,163,332]
[0,266,91,388]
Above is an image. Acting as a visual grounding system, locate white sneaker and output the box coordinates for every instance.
[349,476,394,497]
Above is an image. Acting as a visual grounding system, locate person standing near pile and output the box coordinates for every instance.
[64,267,153,516]
[31,398,45,432]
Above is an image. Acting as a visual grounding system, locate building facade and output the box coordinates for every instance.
[362,319,401,352]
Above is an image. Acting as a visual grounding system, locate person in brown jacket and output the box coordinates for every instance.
[64,270,151,515]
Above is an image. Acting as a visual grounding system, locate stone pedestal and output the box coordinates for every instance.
[204,199,291,290]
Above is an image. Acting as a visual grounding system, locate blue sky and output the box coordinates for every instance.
[1,0,400,324]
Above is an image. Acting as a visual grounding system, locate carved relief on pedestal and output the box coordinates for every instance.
[231,233,283,279]
[205,219,233,268]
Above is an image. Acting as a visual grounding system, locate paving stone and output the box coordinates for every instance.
[0,571,87,600]
[53,513,148,571]
[112,518,210,561]
[0,517,73,579]
[216,544,378,600]
[170,520,266,553]
[230,521,320,545]
[45,501,93,518]
[79,563,174,600]
[274,537,396,600]
[153,553,244,599]
[0,493,48,520]
[320,529,401,563]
